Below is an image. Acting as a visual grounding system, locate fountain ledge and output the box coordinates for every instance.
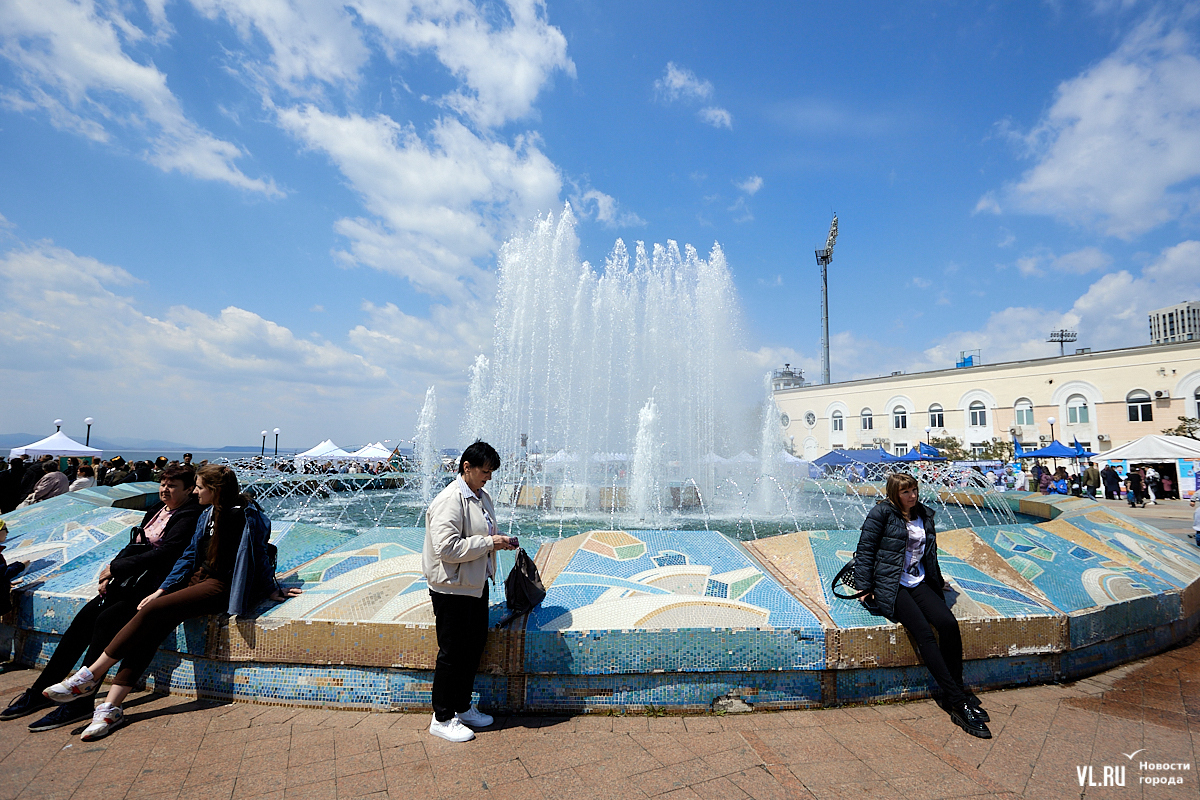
[2,489,1198,713]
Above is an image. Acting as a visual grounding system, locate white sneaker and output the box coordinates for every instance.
[80,703,124,741]
[457,705,493,728]
[42,668,99,703]
[429,714,475,742]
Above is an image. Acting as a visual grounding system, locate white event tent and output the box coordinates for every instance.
[348,442,393,460]
[1091,435,1200,462]
[9,431,103,459]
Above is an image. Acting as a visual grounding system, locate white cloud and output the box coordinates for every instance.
[832,239,1200,379]
[1053,246,1112,274]
[909,276,932,288]
[728,197,753,223]
[655,62,713,101]
[277,106,561,299]
[0,239,398,443]
[575,188,646,228]
[973,192,1002,215]
[699,106,733,129]
[998,14,1200,238]
[0,0,279,195]
[735,175,763,195]
[354,0,574,129]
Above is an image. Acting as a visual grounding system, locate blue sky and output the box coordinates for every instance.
[3,1,1200,449]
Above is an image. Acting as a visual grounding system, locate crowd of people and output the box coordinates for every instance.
[0,453,208,514]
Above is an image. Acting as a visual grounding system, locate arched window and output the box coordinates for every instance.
[831,410,844,432]
[861,409,874,430]
[893,406,907,429]
[1014,398,1034,426]
[928,404,944,428]
[969,401,987,427]
[1195,387,1200,418]
[1127,390,1153,422]
[1066,394,1089,424]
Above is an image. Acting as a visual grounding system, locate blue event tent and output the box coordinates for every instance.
[1019,440,1084,459]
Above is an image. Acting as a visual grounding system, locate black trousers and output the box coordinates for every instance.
[892,582,966,707]
[31,593,140,710]
[430,586,488,722]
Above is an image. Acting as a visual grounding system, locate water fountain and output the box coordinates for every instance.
[413,386,439,504]
[464,204,739,516]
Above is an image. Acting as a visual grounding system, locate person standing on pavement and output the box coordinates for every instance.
[1101,464,1121,500]
[421,440,518,743]
[854,473,991,739]
[1082,462,1101,499]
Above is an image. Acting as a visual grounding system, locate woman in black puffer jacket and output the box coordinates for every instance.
[854,473,991,739]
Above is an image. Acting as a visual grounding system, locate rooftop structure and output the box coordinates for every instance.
[1149,300,1200,344]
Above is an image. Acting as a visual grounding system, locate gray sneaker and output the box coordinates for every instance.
[80,703,124,741]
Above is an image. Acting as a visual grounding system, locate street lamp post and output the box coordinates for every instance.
[1047,416,1057,443]
[925,425,932,445]
[273,428,280,457]
[54,419,63,432]
[261,430,268,457]
[84,417,94,447]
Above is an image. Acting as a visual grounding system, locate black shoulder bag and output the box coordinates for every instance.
[499,548,546,625]
[102,525,156,603]
[830,556,870,600]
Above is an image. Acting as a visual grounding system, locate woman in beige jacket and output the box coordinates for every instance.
[421,440,517,743]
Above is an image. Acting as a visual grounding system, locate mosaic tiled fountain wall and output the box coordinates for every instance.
[2,484,1199,713]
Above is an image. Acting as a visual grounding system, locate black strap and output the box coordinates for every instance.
[830,558,869,600]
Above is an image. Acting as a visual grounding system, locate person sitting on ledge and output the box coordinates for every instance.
[2,465,202,730]
[854,473,991,739]
[69,464,96,492]
[20,461,69,506]
[41,464,301,741]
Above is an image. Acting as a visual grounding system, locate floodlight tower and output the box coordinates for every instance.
[815,214,839,384]
[1048,329,1077,357]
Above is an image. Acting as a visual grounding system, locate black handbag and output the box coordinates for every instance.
[102,526,156,602]
[503,547,546,615]
[830,556,870,600]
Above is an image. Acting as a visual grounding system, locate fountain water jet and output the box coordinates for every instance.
[413,386,439,504]
[465,204,740,510]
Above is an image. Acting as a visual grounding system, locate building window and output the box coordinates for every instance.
[1195,387,1200,418]
[861,409,873,430]
[969,401,987,427]
[928,404,944,428]
[893,442,908,456]
[1127,390,1153,422]
[1014,399,1034,426]
[970,442,987,457]
[831,411,844,432]
[893,406,907,429]
[1066,394,1089,424]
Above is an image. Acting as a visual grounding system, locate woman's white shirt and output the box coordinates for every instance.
[899,518,926,588]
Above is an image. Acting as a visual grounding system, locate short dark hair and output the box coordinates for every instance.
[458,440,500,474]
[79,465,94,477]
[160,464,196,488]
[45,460,61,473]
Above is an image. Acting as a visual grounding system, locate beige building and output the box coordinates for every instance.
[773,340,1200,460]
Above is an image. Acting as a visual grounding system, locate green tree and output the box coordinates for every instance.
[1162,416,1200,439]
[979,439,1016,462]
[930,436,970,461]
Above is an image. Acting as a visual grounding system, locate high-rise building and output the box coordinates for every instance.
[1149,301,1200,344]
